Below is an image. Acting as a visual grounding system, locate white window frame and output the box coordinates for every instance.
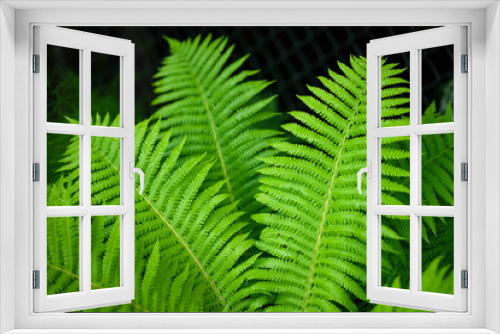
[33,26,136,312]
[366,26,468,312]
[0,1,498,333]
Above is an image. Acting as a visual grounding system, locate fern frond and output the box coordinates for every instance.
[151,34,282,216]
[253,55,454,312]
[251,55,393,312]
[48,115,259,312]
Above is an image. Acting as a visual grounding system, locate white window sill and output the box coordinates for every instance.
[3,330,498,334]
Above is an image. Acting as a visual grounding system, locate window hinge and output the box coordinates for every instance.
[33,270,40,289]
[33,54,40,73]
[461,162,468,181]
[33,163,40,182]
[461,54,468,73]
[461,270,468,289]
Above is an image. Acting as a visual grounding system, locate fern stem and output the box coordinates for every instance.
[139,192,227,308]
[302,91,364,312]
[422,146,453,169]
[48,262,102,289]
[384,145,453,199]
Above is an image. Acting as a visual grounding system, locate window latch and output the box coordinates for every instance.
[129,162,145,194]
[357,162,372,195]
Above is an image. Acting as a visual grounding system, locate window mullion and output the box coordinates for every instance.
[373,205,454,217]
[81,48,92,294]
[373,124,454,138]
[409,47,420,294]
[77,48,84,293]
[416,48,424,295]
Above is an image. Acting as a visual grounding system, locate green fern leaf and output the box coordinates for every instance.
[47,115,259,312]
[252,55,380,312]
[151,34,282,216]
[252,55,454,312]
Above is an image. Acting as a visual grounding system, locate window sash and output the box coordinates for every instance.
[366,26,468,312]
[33,26,135,313]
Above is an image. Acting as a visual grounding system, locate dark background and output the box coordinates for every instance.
[47,26,453,184]
[61,26,452,121]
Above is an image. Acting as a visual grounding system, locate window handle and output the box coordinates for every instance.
[129,162,145,194]
[357,162,372,195]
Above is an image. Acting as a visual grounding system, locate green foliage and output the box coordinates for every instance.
[48,116,260,312]
[46,210,79,295]
[151,34,282,216]
[251,55,374,312]
[251,55,455,312]
[421,102,455,208]
[46,33,455,313]
[379,102,455,287]
[91,216,121,290]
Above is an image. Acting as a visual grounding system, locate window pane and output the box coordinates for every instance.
[91,216,121,290]
[381,215,410,290]
[47,134,80,206]
[91,136,121,205]
[421,216,454,295]
[381,52,410,127]
[91,52,120,127]
[47,216,80,295]
[381,136,410,205]
[421,133,454,206]
[47,45,80,124]
[421,45,454,124]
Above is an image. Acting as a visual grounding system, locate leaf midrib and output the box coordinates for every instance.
[139,193,226,307]
[384,144,454,199]
[177,51,236,204]
[302,91,364,312]
[91,142,227,308]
